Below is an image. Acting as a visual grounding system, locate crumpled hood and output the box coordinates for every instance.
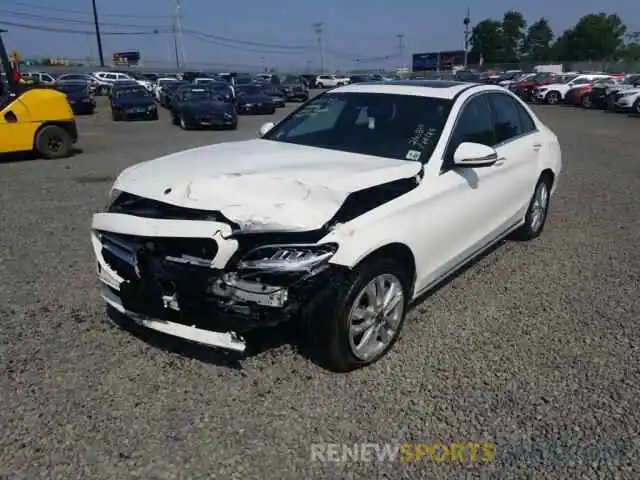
[113,139,423,232]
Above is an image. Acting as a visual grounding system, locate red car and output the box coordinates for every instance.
[509,72,558,102]
[565,84,594,107]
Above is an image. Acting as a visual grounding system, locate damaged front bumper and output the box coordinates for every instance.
[91,213,342,352]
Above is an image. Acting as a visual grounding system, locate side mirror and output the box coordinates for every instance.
[453,142,498,168]
[259,122,275,137]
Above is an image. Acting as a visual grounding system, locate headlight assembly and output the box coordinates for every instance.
[236,243,338,272]
[106,188,123,209]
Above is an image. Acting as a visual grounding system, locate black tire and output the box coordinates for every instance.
[607,95,617,111]
[310,257,410,372]
[581,94,593,109]
[511,175,552,241]
[545,91,561,105]
[268,107,276,114]
[149,112,159,121]
[317,82,324,88]
[634,99,640,114]
[179,114,189,130]
[98,85,108,96]
[34,125,72,159]
[111,110,121,122]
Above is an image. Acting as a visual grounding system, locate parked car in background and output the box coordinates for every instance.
[169,86,238,130]
[21,71,56,85]
[91,71,135,95]
[57,80,96,115]
[510,72,558,102]
[316,74,350,88]
[579,77,627,109]
[611,88,640,113]
[259,83,287,107]
[234,84,276,114]
[154,77,179,100]
[110,85,158,122]
[56,73,97,94]
[533,74,609,105]
[278,75,310,101]
[564,83,596,107]
[158,80,189,108]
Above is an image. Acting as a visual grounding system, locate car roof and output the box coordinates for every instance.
[331,80,484,99]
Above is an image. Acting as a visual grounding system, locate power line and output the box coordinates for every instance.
[186,31,311,55]
[0,20,159,35]
[1,8,312,50]
[10,0,173,19]
[0,8,172,29]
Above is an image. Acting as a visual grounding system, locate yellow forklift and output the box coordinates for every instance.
[0,29,78,159]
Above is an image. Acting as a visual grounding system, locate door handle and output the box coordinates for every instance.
[533,143,542,151]
[495,157,506,166]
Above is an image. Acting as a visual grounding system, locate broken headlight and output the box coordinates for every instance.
[105,188,123,209]
[236,243,338,272]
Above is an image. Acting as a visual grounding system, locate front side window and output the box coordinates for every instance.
[263,92,452,162]
[450,95,495,149]
[488,93,523,144]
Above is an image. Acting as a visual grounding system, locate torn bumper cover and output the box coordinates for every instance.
[91,213,343,353]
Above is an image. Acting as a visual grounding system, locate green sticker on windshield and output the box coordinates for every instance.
[406,150,422,161]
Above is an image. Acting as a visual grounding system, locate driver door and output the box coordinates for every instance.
[413,94,511,292]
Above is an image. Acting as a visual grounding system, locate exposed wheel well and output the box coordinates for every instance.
[357,243,417,296]
[540,168,555,190]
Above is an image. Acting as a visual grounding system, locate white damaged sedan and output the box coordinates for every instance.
[92,80,562,371]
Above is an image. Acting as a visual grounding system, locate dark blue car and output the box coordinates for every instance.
[110,85,158,121]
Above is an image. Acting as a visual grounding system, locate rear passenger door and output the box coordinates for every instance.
[487,92,540,223]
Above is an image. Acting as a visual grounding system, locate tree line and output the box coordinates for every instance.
[470,11,640,64]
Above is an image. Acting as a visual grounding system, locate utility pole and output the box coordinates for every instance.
[463,7,471,68]
[91,0,105,67]
[313,22,325,73]
[172,23,180,69]
[174,0,186,69]
[396,34,405,73]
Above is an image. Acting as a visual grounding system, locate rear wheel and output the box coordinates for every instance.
[511,176,552,241]
[634,99,640,114]
[35,125,72,159]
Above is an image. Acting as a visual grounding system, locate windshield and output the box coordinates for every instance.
[158,79,177,86]
[263,92,451,162]
[58,83,88,94]
[236,85,263,95]
[178,88,217,101]
[115,88,150,99]
[165,81,188,91]
[282,76,302,84]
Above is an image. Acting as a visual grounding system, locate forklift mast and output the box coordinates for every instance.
[0,30,19,93]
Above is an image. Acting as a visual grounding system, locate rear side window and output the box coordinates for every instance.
[488,94,523,144]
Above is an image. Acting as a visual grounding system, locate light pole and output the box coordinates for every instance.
[313,22,325,73]
[463,8,471,68]
[396,33,405,72]
[91,0,105,67]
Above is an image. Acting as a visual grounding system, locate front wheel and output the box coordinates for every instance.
[581,94,593,109]
[179,115,189,130]
[311,258,409,372]
[546,91,560,105]
[35,125,72,159]
[317,82,324,88]
[634,99,640,114]
[511,176,551,241]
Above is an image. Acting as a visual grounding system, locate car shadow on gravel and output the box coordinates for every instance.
[107,306,296,370]
[0,147,83,163]
[106,239,510,371]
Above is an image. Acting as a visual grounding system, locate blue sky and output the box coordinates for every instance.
[2,0,639,71]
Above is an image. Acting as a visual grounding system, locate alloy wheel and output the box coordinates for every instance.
[530,181,549,233]
[347,273,405,361]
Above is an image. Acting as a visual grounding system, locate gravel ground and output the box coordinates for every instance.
[0,95,638,479]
